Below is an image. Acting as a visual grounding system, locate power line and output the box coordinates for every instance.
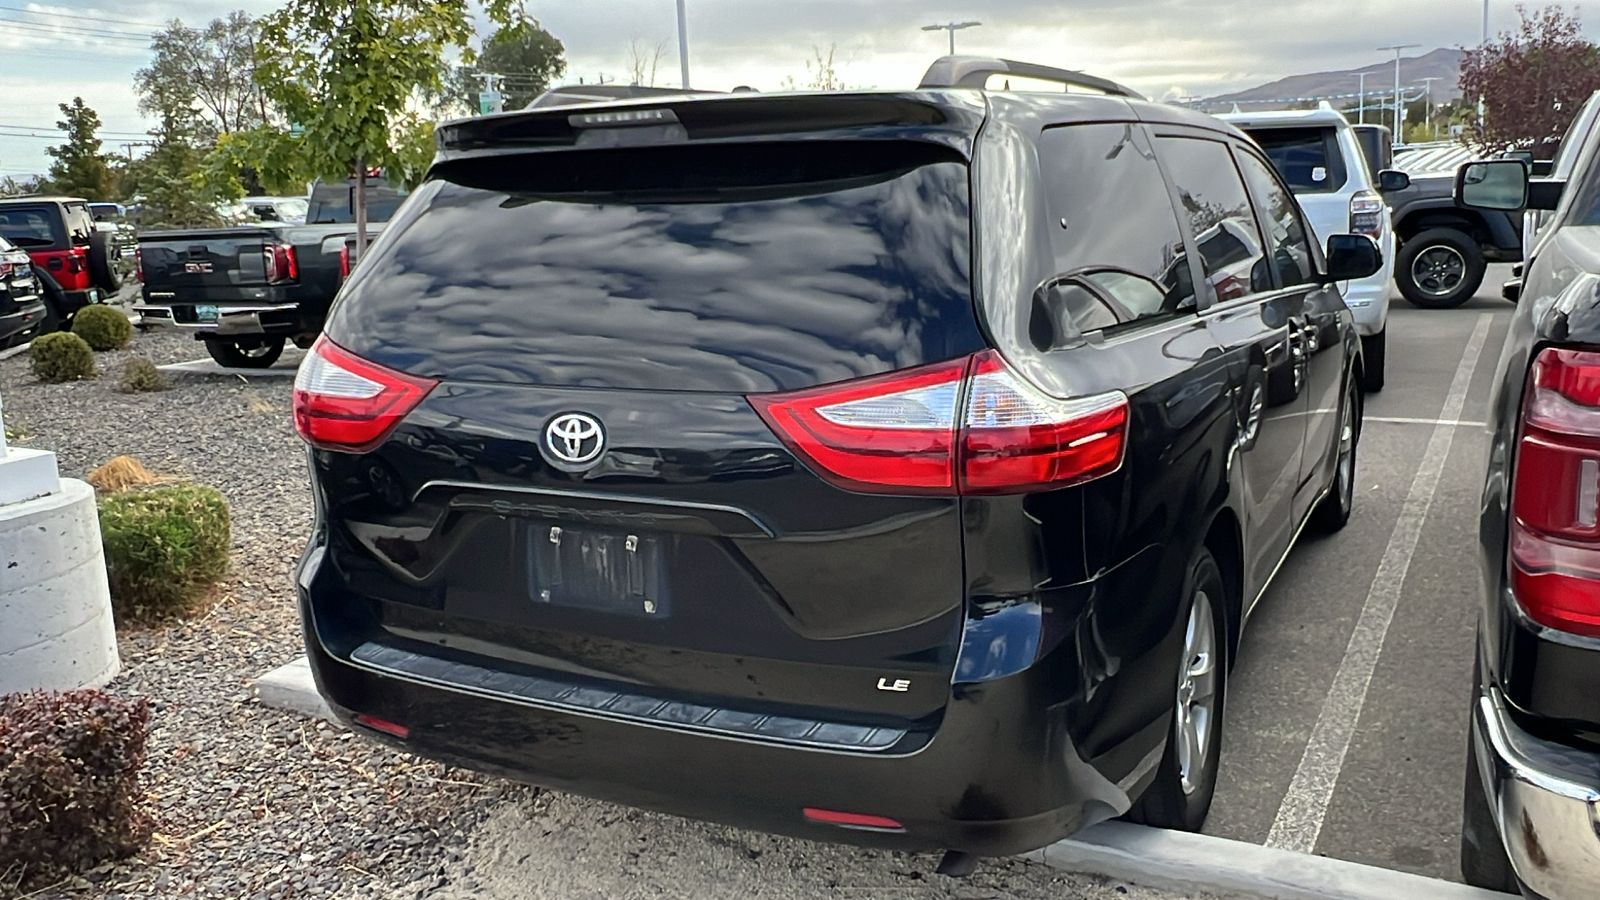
[0,3,164,30]
[0,17,152,45]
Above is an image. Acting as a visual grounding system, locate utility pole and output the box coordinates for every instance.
[1479,0,1490,129]
[1377,44,1420,140]
[1420,77,1441,138]
[676,0,691,90]
[922,21,981,55]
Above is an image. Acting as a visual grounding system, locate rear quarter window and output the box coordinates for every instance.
[1247,126,1349,194]
[327,140,983,393]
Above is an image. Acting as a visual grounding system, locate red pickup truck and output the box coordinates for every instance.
[0,196,122,329]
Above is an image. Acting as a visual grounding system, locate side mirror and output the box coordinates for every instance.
[1456,159,1529,210]
[1324,234,1382,282]
[1377,169,1411,193]
[1505,150,1536,166]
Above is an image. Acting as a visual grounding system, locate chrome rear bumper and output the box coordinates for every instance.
[133,303,297,337]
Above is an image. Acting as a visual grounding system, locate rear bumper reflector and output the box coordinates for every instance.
[353,714,409,738]
[803,808,907,832]
[348,642,909,753]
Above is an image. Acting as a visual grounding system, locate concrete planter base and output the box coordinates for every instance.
[0,478,119,694]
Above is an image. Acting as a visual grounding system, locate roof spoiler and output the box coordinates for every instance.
[918,56,1143,100]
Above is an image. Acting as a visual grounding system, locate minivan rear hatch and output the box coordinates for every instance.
[314,94,989,748]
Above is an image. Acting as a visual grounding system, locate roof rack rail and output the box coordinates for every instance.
[918,56,1144,100]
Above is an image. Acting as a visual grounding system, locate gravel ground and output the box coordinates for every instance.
[0,316,1228,900]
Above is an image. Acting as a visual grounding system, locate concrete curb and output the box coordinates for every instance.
[256,654,1509,900]
[253,655,335,722]
[1027,820,1510,900]
[0,341,29,362]
[157,355,302,379]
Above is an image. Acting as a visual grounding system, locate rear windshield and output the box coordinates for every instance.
[0,205,59,248]
[307,186,406,224]
[1247,127,1349,194]
[327,140,981,393]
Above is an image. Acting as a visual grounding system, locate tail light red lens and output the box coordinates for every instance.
[750,350,1128,496]
[1349,190,1385,239]
[1510,347,1600,637]
[293,336,437,453]
[338,245,351,280]
[134,248,143,283]
[802,808,905,832]
[264,245,298,284]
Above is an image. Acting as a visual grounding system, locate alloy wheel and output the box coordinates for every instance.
[1176,590,1219,796]
[1411,246,1466,298]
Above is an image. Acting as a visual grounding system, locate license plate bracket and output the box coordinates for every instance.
[528,525,671,617]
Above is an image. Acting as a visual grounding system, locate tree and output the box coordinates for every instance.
[1459,5,1600,156]
[46,98,115,200]
[781,45,853,91]
[626,38,666,88]
[133,73,227,228]
[450,17,567,113]
[256,1,520,253]
[136,13,271,141]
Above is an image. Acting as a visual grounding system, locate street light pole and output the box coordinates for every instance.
[1377,44,1420,140]
[922,21,981,56]
[1420,76,1441,138]
[676,0,690,90]
[1357,72,1366,124]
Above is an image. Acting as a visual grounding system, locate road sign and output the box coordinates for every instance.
[479,91,503,115]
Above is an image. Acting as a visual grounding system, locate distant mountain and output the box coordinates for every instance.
[1198,48,1465,112]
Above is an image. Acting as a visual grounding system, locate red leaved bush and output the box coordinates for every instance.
[0,690,153,883]
[1460,5,1600,157]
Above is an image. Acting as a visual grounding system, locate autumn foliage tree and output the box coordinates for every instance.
[1460,5,1600,157]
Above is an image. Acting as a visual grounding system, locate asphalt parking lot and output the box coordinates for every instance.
[1206,265,1518,884]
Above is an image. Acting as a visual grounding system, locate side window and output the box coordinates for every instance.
[1157,137,1272,304]
[63,204,94,244]
[1038,123,1196,333]
[1234,148,1316,288]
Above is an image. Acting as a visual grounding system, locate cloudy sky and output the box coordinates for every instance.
[0,0,1583,180]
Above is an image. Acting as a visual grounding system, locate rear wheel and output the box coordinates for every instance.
[87,231,122,293]
[1310,377,1359,533]
[1397,229,1485,309]
[204,337,284,369]
[1460,665,1518,892]
[1359,329,1386,393]
[1126,548,1227,831]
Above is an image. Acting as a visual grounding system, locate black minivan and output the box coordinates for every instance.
[294,58,1380,856]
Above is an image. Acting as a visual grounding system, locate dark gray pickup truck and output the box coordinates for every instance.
[134,181,403,367]
[1385,157,1524,308]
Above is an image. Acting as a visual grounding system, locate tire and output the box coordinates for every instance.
[87,231,121,293]
[204,337,285,369]
[1359,329,1386,393]
[31,267,65,333]
[1310,377,1360,533]
[1126,548,1228,831]
[1460,665,1519,892]
[1397,228,1486,309]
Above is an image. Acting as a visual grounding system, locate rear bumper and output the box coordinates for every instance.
[1473,686,1600,899]
[134,302,303,337]
[59,288,101,314]
[297,553,1144,855]
[0,298,45,339]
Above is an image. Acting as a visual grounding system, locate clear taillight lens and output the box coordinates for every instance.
[1509,347,1600,637]
[1349,190,1384,239]
[293,336,437,453]
[750,351,1128,496]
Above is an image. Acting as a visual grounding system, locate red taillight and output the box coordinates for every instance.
[134,248,143,283]
[1510,347,1600,637]
[1349,190,1385,239]
[264,245,298,284]
[802,808,905,832]
[750,350,1127,496]
[338,244,351,280]
[292,336,437,453]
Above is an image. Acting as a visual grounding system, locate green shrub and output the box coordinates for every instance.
[70,304,132,351]
[29,332,95,382]
[118,357,166,393]
[0,690,152,885]
[98,483,231,620]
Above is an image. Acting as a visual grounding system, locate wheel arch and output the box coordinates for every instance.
[1394,205,1491,246]
[1202,507,1244,662]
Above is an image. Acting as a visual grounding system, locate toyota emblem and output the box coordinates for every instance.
[543,412,606,471]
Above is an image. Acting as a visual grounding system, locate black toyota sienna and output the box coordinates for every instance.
[294,57,1381,857]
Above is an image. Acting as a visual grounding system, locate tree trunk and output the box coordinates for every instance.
[354,155,369,260]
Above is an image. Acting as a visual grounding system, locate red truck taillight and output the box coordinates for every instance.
[263,245,298,284]
[1510,347,1600,637]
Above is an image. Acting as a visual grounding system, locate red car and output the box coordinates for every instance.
[0,196,122,327]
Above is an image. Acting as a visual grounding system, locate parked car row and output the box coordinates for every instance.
[288,56,1384,868]
[0,195,125,338]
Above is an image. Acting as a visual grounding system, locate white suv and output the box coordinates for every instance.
[1221,106,1401,392]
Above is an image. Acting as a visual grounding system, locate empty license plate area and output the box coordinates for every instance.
[529,525,671,617]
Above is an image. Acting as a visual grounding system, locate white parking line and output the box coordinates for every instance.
[1366,416,1489,428]
[1265,313,1495,854]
